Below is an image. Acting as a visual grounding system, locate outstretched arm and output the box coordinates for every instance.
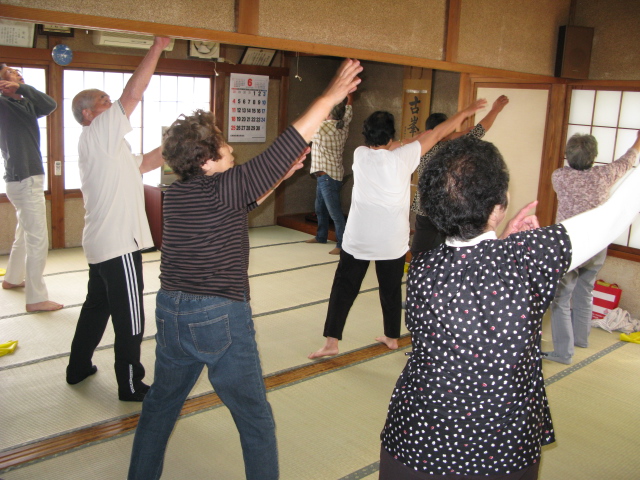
[416,99,487,156]
[389,100,488,153]
[139,147,164,174]
[477,95,509,132]
[256,147,310,205]
[445,95,509,142]
[119,37,171,118]
[291,59,362,142]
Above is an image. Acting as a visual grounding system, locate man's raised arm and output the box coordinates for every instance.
[119,37,171,117]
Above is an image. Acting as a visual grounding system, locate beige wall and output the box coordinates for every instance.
[0,202,17,255]
[477,87,549,223]
[259,0,447,60]
[64,198,85,248]
[0,199,53,255]
[575,0,640,80]
[4,0,236,32]
[458,0,571,76]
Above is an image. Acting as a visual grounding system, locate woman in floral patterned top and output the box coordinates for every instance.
[410,96,509,256]
[380,135,640,479]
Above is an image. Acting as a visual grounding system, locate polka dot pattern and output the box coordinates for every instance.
[381,225,571,475]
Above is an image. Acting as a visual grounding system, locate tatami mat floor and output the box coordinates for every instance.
[1,226,639,479]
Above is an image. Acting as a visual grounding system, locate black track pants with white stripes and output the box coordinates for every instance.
[68,251,146,395]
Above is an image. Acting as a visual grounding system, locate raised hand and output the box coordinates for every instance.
[153,36,171,50]
[283,146,311,181]
[292,59,363,142]
[499,200,540,239]
[464,98,488,117]
[492,95,509,112]
[0,80,20,96]
[321,59,363,106]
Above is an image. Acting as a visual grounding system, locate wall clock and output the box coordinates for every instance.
[52,44,73,66]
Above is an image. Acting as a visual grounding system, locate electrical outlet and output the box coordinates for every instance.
[54,161,62,176]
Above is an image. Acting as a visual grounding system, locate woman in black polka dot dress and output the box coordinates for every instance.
[379,135,640,480]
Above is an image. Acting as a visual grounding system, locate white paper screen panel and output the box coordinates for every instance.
[568,89,595,125]
[593,90,621,127]
[619,92,640,129]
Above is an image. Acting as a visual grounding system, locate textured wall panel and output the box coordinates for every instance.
[2,0,236,32]
[458,0,570,76]
[574,0,640,80]
[259,0,447,60]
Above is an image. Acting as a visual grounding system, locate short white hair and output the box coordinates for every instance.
[71,89,103,125]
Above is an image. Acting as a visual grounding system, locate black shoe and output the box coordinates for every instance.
[66,365,98,385]
[119,382,150,402]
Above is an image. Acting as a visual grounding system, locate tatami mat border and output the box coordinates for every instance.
[0,337,412,474]
[544,341,628,386]
[0,284,388,372]
[0,250,335,322]
[339,461,381,480]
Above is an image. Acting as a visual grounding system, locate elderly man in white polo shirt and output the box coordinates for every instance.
[66,37,169,402]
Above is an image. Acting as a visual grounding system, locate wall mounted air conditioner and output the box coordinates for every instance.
[92,31,175,51]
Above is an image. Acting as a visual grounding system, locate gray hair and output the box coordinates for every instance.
[71,89,102,125]
[565,133,598,171]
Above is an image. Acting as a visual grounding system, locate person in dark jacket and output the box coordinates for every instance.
[0,64,62,312]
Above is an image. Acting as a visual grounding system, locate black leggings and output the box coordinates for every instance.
[322,249,405,340]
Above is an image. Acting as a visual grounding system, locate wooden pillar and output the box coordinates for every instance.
[537,83,568,227]
[237,0,260,35]
[47,37,65,248]
[445,0,461,63]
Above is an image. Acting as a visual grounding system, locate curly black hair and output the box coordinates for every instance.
[162,110,224,181]
[362,111,395,147]
[420,136,509,241]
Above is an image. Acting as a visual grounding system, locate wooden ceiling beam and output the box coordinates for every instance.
[0,4,563,82]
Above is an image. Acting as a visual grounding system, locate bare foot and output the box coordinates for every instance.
[26,300,64,312]
[308,337,339,359]
[3,280,25,289]
[375,336,399,350]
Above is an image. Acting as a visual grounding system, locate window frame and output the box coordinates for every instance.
[564,84,640,262]
[0,61,53,199]
[61,67,214,192]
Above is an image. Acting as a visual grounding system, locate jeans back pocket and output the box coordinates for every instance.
[189,315,232,355]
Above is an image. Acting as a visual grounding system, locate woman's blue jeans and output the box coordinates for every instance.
[128,290,278,480]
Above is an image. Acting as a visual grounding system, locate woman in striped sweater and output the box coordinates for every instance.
[128,59,362,480]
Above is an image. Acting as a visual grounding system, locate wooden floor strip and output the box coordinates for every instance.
[0,335,411,471]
